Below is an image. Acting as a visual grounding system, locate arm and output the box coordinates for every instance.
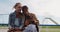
[8,14,13,29]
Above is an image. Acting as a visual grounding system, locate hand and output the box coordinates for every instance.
[15,31,22,32]
[15,27,20,30]
[9,27,14,30]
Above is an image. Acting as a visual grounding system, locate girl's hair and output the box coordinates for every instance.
[22,6,28,9]
[22,6,28,11]
[13,3,21,8]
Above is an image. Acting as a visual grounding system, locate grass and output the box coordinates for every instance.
[40,28,60,32]
[0,25,8,28]
[0,25,60,32]
[39,26,60,32]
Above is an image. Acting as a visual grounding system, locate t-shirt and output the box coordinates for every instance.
[14,18,23,29]
[15,18,20,27]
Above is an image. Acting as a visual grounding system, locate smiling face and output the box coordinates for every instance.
[15,4,22,12]
[14,3,22,12]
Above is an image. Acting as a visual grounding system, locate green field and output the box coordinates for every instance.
[40,28,60,32]
[39,26,60,32]
[0,26,60,32]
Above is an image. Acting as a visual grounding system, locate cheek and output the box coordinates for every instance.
[25,20,29,25]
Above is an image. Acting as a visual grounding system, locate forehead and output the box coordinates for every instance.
[16,4,22,7]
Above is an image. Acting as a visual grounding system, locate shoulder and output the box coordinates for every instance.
[9,12,15,16]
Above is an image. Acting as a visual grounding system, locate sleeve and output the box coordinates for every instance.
[8,14,12,28]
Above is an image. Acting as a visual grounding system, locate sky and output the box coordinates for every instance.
[0,0,60,25]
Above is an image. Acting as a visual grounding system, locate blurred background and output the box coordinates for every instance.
[0,0,60,32]
[0,0,60,25]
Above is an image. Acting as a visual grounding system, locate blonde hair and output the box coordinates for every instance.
[13,3,21,8]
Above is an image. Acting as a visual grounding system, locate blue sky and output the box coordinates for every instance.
[0,0,60,25]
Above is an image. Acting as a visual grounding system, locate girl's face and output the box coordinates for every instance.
[15,4,22,12]
[22,7,29,15]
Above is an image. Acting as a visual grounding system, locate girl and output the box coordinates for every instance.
[22,6,39,32]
